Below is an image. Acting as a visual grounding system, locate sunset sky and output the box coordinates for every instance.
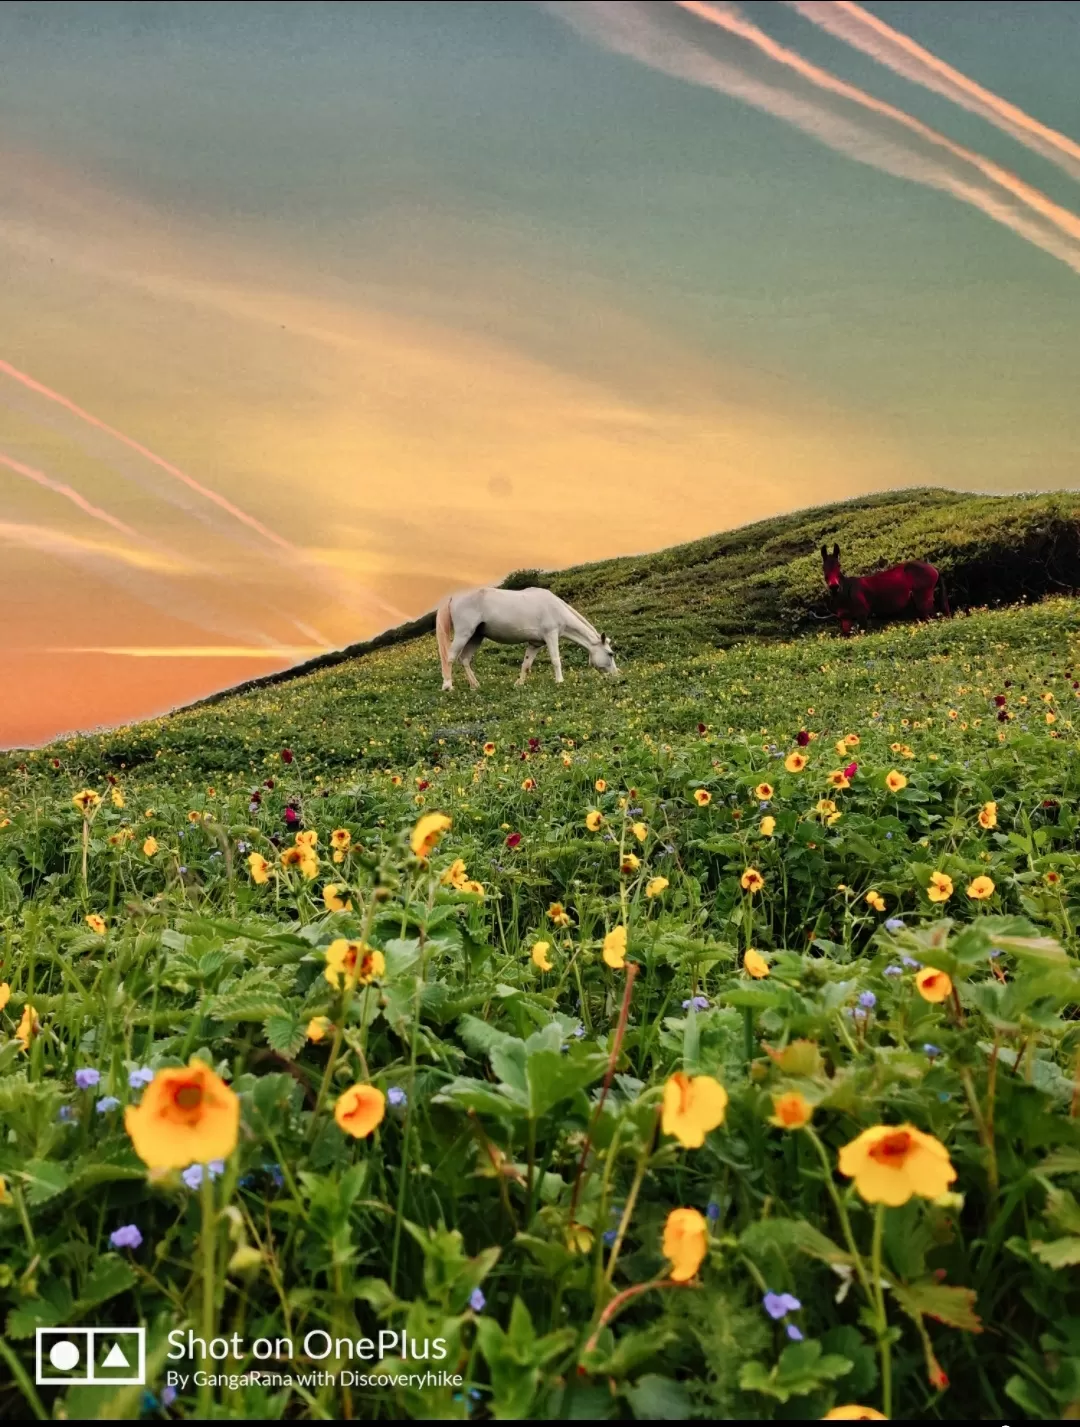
[2,1,1079,747]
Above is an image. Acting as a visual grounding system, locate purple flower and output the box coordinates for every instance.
[603,1229,617,1245]
[110,1224,143,1250]
[786,1323,804,1341]
[387,1087,407,1107]
[885,917,904,933]
[989,948,1003,960]
[162,1386,177,1406]
[262,1162,285,1188]
[883,964,904,978]
[923,1044,942,1059]
[572,1025,585,1039]
[858,991,877,1009]
[682,996,710,1011]
[901,955,923,970]
[75,1068,101,1090]
[469,1288,486,1312]
[763,1291,801,1320]
[181,1160,226,1190]
[128,1066,155,1089]
[58,1104,77,1123]
[96,1096,121,1113]
[706,1200,721,1222]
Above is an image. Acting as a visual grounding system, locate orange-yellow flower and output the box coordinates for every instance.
[693,788,712,806]
[72,789,101,814]
[411,812,451,858]
[885,770,908,792]
[927,871,953,903]
[741,867,765,894]
[978,801,997,829]
[585,810,604,832]
[85,914,106,936]
[248,851,272,885]
[827,770,850,790]
[295,829,318,849]
[821,1409,886,1421]
[334,1084,386,1138]
[531,941,553,972]
[744,948,770,979]
[143,836,159,857]
[281,845,318,880]
[595,778,607,792]
[547,901,572,928]
[0,983,10,1012]
[760,815,776,838]
[323,884,353,913]
[15,1004,40,1050]
[662,1072,728,1148]
[621,852,641,875]
[754,782,774,801]
[187,810,203,824]
[603,925,627,969]
[324,939,385,990]
[306,1016,333,1043]
[632,821,648,843]
[838,1123,956,1206]
[110,786,125,809]
[330,828,352,851]
[865,890,886,913]
[915,966,953,1003]
[646,876,669,898]
[482,742,496,756]
[124,1058,239,1169]
[785,752,808,773]
[662,1207,708,1282]
[770,1091,813,1129]
[966,875,995,901]
[441,858,469,889]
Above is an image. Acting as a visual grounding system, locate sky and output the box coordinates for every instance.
[2,1,1079,748]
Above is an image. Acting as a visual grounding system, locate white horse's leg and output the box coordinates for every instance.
[516,643,540,686]
[544,631,563,683]
[459,632,483,690]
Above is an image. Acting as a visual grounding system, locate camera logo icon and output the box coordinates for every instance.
[35,1327,146,1386]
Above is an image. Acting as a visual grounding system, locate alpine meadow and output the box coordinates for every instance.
[3,488,1080,1422]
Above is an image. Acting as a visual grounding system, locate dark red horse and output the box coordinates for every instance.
[821,543,949,635]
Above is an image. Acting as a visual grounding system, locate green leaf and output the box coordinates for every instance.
[740,1217,851,1267]
[892,1280,982,1332]
[264,1012,306,1057]
[20,1160,71,1207]
[624,1374,693,1419]
[1031,1237,1080,1268]
[78,1255,137,1311]
[739,1340,853,1403]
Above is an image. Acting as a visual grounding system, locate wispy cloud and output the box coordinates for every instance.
[788,0,1080,184]
[44,645,330,659]
[0,519,196,574]
[0,448,140,538]
[553,2,1080,276]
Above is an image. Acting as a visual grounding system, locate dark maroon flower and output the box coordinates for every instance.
[281,748,294,764]
[994,694,1007,706]
[528,738,541,752]
[796,730,810,747]
[505,832,522,850]
[697,723,707,734]
[264,778,275,790]
[1005,680,1013,688]
[417,780,430,791]
[249,790,262,805]
[997,710,1009,722]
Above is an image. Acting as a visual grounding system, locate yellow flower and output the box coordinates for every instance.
[915,966,953,1003]
[295,829,318,848]
[248,852,272,884]
[978,801,997,829]
[15,1004,40,1050]
[461,879,485,896]
[124,1058,239,1170]
[966,875,995,901]
[595,778,607,792]
[281,845,318,880]
[744,948,770,979]
[785,752,807,773]
[411,812,451,858]
[334,1084,386,1139]
[835,740,849,758]
[620,853,641,875]
[0,982,10,1011]
[885,770,908,792]
[632,821,648,843]
[740,867,765,894]
[531,942,553,972]
[441,858,469,889]
[838,1123,956,1206]
[816,798,837,818]
[663,1207,708,1282]
[566,1223,594,1254]
[482,742,496,756]
[110,786,125,809]
[865,890,886,913]
[827,770,850,790]
[0,1173,6,1203]
[760,815,776,837]
[547,902,572,927]
[330,828,352,851]
[754,782,774,801]
[585,810,604,832]
[85,914,107,935]
[770,1091,813,1129]
[821,1409,886,1421]
[927,871,953,903]
[72,789,101,814]
[693,789,712,806]
[645,876,669,898]
[107,829,133,847]
[323,884,354,913]
[187,810,202,823]
[603,925,627,969]
[324,939,385,990]
[662,1072,728,1148]
[521,777,536,792]
[143,836,158,857]
[306,1016,333,1043]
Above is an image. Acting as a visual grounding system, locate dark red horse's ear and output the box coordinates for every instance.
[820,545,828,560]
[832,543,840,557]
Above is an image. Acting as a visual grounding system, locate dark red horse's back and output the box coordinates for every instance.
[821,544,949,634]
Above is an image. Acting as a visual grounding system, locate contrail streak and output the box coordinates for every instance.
[556,3,1080,277]
[788,0,1080,185]
[676,2,1080,247]
[0,355,292,551]
[0,449,139,538]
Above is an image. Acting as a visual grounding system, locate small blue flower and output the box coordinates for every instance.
[75,1068,101,1090]
[759,800,770,811]
[989,948,1003,959]
[387,1087,407,1107]
[469,1288,486,1312]
[179,865,188,875]
[572,1025,585,1039]
[110,1224,143,1250]
[938,1091,952,1102]
[603,1229,617,1245]
[682,995,710,1011]
[262,1162,285,1188]
[858,991,877,1009]
[706,1199,721,1222]
[883,964,904,978]
[96,1096,121,1114]
[181,1160,225,1190]
[162,1385,178,1406]
[140,1391,158,1412]
[763,1291,801,1320]
[901,955,923,970]
[58,1104,77,1123]
[128,1066,155,1089]
[923,1043,942,1058]
[786,1323,804,1341]
[885,917,904,933]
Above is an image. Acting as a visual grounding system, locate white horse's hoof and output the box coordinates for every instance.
[441,680,453,692]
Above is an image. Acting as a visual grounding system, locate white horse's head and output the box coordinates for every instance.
[589,633,619,676]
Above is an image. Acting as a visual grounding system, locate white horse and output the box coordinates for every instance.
[435,587,618,691]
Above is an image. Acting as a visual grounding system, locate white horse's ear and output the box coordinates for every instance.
[602,634,612,649]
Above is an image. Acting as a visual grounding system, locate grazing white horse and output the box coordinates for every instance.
[435,587,618,691]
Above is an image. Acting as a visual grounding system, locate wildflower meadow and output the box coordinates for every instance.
[2,591,1080,1419]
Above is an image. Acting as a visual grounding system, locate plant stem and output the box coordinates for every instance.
[568,962,638,1226]
[871,1203,892,1418]
[198,1169,217,1417]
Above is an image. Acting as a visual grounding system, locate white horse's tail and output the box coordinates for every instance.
[435,598,454,684]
